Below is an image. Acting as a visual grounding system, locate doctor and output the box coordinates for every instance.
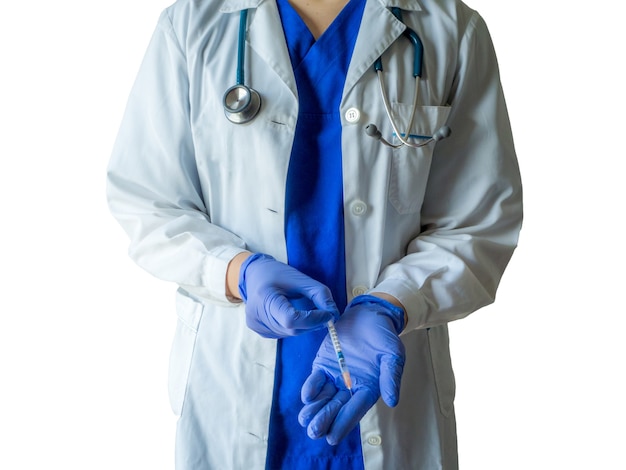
[107,0,522,468]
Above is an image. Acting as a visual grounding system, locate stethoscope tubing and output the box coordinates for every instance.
[236,9,248,86]
[368,7,439,149]
[376,69,422,148]
[223,9,262,124]
[224,7,450,145]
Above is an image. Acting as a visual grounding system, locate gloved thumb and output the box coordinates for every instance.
[292,307,337,329]
[303,288,340,321]
[379,355,405,408]
[290,289,339,323]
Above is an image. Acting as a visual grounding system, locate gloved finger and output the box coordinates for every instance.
[244,293,292,338]
[298,381,337,427]
[301,369,330,404]
[303,286,339,320]
[379,354,405,408]
[266,295,334,333]
[290,308,336,330]
[280,272,339,315]
[326,388,378,446]
[305,390,352,441]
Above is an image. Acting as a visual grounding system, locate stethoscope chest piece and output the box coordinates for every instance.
[223,84,261,124]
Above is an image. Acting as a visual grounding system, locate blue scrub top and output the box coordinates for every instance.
[266,0,367,468]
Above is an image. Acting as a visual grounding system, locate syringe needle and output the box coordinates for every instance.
[326,320,353,395]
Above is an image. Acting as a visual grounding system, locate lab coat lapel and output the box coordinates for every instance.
[247,0,298,98]
[343,0,421,96]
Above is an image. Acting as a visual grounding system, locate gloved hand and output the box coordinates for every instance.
[238,253,339,338]
[298,295,406,445]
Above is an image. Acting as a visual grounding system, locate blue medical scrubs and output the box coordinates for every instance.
[266,0,366,468]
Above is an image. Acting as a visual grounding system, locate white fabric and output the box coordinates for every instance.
[106,0,522,468]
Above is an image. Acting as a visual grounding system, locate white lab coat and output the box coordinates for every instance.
[107,0,522,467]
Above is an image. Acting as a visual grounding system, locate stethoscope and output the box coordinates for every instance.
[223,9,262,124]
[223,8,451,148]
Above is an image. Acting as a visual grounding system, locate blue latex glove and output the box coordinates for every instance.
[298,295,406,445]
[238,253,339,338]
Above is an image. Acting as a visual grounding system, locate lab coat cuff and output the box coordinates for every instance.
[204,245,249,304]
[370,279,429,334]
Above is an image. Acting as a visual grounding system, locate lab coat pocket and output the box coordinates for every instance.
[168,289,204,416]
[427,325,456,418]
[388,105,451,214]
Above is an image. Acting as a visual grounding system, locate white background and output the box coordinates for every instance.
[0,0,624,468]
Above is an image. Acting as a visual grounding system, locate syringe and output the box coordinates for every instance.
[326,320,353,395]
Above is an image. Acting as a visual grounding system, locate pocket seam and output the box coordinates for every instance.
[169,291,204,416]
[427,326,455,418]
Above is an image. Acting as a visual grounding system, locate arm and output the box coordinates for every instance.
[226,251,252,301]
[375,12,523,332]
[109,11,339,337]
[107,10,247,304]
[370,292,408,329]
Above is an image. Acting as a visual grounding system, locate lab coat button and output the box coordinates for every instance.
[345,107,361,123]
[367,435,382,446]
[352,286,368,297]
[350,200,367,216]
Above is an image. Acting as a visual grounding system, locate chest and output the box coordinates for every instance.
[286,0,350,39]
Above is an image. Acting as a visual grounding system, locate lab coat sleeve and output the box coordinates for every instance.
[375,12,523,331]
[106,10,246,304]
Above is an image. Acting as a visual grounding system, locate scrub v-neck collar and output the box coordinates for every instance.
[276,0,366,112]
[277,0,365,68]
